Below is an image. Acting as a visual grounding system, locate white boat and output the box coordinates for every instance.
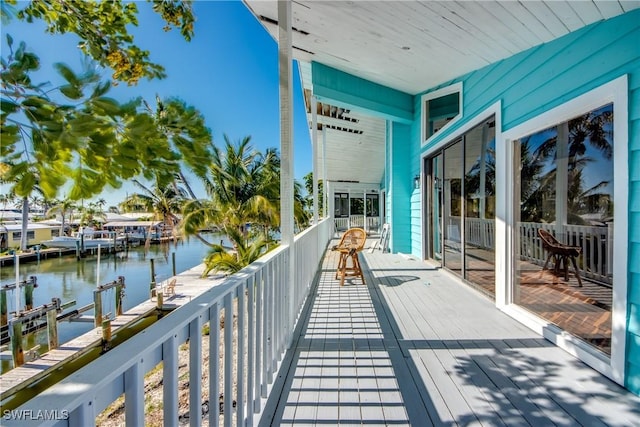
[42,230,125,249]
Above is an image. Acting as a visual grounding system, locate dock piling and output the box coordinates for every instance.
[1,289,6,326]
[116,276,125,316]
[11,321,24,367]
[149,258,156,298]
[25,277,36,311]
[94,290,103,329]
[102,319,112,346]
[47,309,58,350]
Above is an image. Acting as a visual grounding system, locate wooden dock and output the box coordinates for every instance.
[260,240,640,426]
[0,248,76,267]
[0,264,225,409]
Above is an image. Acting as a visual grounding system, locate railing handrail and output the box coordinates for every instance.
[3,218,332,427]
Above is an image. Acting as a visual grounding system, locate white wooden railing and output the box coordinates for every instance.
[334,216,381,233]
[447,217,612,284]
[4,218,332,427]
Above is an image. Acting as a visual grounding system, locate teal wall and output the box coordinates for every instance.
[390,122,412,254]
[412,10,640,394]
[310,8,640,394]
[311,62,413,123]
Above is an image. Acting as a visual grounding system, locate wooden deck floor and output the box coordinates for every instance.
[260,242,640,426]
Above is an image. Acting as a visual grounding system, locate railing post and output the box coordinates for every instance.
[224,293,234,427]
[189,315,203,427]
[163,335,179,424]
[237,282,246,427]
[69,400,95,427]
[263,262,273,391]
[247,275,256,423]
[124,361,144,426]
[209,303,221,427]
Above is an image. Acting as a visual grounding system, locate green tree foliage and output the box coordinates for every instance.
[6,0,195,85]
[120,177,187,239]
[519,106,613,224]
[303,171,323,215]
[46,198,77,235]
[181,136,309,276]
[78,200,107,227]
[1,38,212,205]
[202,227,272,276]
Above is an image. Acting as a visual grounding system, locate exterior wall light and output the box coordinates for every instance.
[414,174,421,189]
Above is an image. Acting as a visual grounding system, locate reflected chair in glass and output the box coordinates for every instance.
[538,228,583,287]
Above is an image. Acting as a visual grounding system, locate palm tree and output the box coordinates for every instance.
[47,199,77,236]
[0,193,16,211]
[202,227,273,275]
[528,104,613,224]
[518,137,552,223]
[121,178,187,242]
[181,137,281,275]
[78,201,107,228]
[182,136,280,243]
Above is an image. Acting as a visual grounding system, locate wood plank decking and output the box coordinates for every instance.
[260,241,640,426]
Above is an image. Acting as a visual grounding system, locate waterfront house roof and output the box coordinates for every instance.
[244,1,640,185]
[0,223,58,231]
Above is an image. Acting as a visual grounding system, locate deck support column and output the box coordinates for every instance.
[278,0,295,346]
[312,95,319,225]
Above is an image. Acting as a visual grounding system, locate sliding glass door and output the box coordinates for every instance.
[425,117,496,296]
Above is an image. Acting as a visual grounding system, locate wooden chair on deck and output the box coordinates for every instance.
[163,278,177,296]
[538,228,583,287]
[333,228,367,286]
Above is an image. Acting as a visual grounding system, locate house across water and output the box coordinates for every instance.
[0,223,60,251]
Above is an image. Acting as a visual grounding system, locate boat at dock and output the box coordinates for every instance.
[41,229,125,250]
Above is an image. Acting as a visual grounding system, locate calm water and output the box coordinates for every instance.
[0,234,223,346]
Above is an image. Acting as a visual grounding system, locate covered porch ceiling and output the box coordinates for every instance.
[243,1,639,185]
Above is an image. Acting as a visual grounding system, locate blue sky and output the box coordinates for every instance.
[2,1,312,208]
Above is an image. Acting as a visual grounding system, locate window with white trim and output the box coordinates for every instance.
[421,82,463,145]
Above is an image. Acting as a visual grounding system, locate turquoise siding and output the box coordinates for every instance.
[413,10,640,394]
[390,123,412,254]
[311,62,413,123]
[310,8,640,394]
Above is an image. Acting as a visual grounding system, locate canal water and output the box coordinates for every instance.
[0,234,224,348]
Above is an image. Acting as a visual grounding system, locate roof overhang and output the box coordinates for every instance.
[243,1,639,185]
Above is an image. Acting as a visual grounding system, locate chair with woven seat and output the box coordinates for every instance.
[333,228,367,286]
[538,228,583,287]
